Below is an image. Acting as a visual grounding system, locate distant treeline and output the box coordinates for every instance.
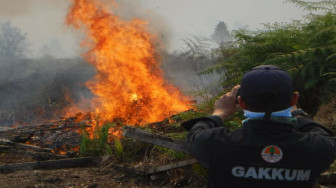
[200,0,336,114]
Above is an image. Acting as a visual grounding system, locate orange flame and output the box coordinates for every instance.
[66,0,190,126]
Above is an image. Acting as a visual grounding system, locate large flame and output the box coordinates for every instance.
[66,0,190,126]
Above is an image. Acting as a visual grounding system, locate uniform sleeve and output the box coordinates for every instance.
[183,115,228,168]
[295,117,336,162]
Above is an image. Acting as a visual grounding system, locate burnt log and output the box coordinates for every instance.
[143,158,198,175]
[0,145,11,151]
[14,150,67,161]
[0,157,96,173]
[21,124,92,133]
[0,137,52,152]
[1,124,91,135]
[122,126,189,153]
[122,126,199,175]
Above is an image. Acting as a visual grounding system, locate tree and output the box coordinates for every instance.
[0,21,28,59]
[39,39,65,58]
[203,1,336,114]
[211,21,233,43]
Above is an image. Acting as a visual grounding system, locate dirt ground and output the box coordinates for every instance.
[0,153,206,188]
[0,153,334,188]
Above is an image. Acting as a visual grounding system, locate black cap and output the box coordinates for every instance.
[240,65,293,119]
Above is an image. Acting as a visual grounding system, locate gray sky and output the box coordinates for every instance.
[0,0,308,57]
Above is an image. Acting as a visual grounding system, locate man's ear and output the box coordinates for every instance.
[238,96,248,110]
[290,92,300,106]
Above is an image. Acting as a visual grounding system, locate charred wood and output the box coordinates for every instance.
[22,124,92,133]
[122,126,188,153]
[0,137,52,152]
[14,143,53,153]
[13,150,67,161]
[0,124,91,135]
[0,157,97,173]
[0,144,11,151]
[143,158,198,175]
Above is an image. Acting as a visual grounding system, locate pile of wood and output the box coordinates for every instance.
[0,114,103,174]
[0,114,95,160]
[0,113,196,176]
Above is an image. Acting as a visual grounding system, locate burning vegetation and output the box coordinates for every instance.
[1,0,336,187]
[0,0,191,139]
[64,0,191,130]
[0,3,196,179]
[0,0,195,174]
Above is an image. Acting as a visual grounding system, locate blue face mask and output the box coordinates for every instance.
[243,107,293,118]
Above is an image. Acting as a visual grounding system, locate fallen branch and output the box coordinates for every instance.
[1,124,92,135]
[21,124,92,133]
[0,157,97,173]
[122,126,189,153]
[0,145,11,151]
[144,158,198,175]
[121,126,199,175]
[14,143,53,152]
[0,137,52,152]
[14,150,67,161]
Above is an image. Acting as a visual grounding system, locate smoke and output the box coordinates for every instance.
[111,1,221,101]
[0,1,69,19]
[160,37,222,103]
[0,0,90,126]
[0,1,38,18]
[0,55,95,127]
[0,0,172,127]
[0,0,220,127]
[111,0,220,98]
[161,52,221,99]
[112,0,173,50]
[0,0,79,58]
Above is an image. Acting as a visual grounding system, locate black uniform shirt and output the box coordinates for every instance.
[184,115,336,188]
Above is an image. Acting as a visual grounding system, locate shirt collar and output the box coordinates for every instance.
[243,107,293,118]
[242,107,297,126]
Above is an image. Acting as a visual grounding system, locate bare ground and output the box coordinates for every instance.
[0,153,206,188]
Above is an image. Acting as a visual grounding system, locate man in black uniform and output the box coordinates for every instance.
[182,65,336,188]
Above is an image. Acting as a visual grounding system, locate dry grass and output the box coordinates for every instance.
[314,96,336,131]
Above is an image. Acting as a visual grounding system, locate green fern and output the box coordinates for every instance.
[114,138,123,160]
[201,1,336,114]
[79,123,113,157]
[286,0,336,12]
